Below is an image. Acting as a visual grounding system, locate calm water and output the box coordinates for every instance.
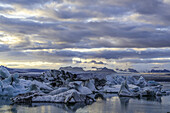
[1,83,170,113]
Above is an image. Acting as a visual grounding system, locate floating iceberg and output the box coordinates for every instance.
[136,76,147,87]
[118,81,139,97]
[12,89,94,104]
[0,68,53,96]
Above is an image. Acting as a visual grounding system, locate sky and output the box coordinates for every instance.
[0,0,170,71]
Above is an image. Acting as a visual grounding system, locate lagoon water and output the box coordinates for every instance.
[1,82,170,113]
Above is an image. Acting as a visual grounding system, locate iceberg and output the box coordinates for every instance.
[118,81,139,97]
[139,85,163,96]
[12,89,95,104]
[68,81,92,95]
[32,89,94,103]
[75,83,92,95]
[0,68,53,96]
[136,76,147,87]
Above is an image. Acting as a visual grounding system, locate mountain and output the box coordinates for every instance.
[59,66,85,72]
[150,69,170,73]
[0,65,47,74]
[116,68,138,73]
[94,67,117,73]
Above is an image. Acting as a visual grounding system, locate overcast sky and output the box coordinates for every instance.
[0,0,170,71]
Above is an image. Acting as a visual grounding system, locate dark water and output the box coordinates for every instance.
[1,83,170,113]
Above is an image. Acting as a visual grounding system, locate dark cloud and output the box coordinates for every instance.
[90,60,105,65]
[0,6,14,11]
[82,60,106,65]
[117,58,170,64]
[0,0,63,8]
[12,49,170,61]
[1,14,170,49]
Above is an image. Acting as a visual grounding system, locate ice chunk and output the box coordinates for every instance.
[2,85,15,96]
[140,85,163,96]
[136,76,147,87]
[127,76,137,84]
[30,80,53,93]
[49,87,68,95]
[85,79,97,92]
[14,89,94,104]
[68,81,83,88]
[0,66,10,79]
[118,81,139,97]
[68,81,92,94]
[76,86,92,95]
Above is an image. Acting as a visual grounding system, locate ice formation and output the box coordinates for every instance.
[12,89,94,104]
[118,81,139,97]
[0,66,52,96]
[0,66,168,105]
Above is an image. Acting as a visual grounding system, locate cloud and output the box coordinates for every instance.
[2,48,168,62]
[1,14,170,49]
[0,0,170,70]
[0,44,10,52]
[90,60,106,65]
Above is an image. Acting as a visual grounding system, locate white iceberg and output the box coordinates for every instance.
[33,89,94,103]
[12,89,94,104]
[0,68,53,96]
[136,76,147,87]
[118,81,139,97]
[68,81,92,95]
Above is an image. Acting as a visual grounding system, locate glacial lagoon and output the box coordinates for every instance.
[1,87,170,113]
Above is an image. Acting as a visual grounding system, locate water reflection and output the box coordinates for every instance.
[119,96,163,113]
[0,95,170,113]
[119,97,130,111]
